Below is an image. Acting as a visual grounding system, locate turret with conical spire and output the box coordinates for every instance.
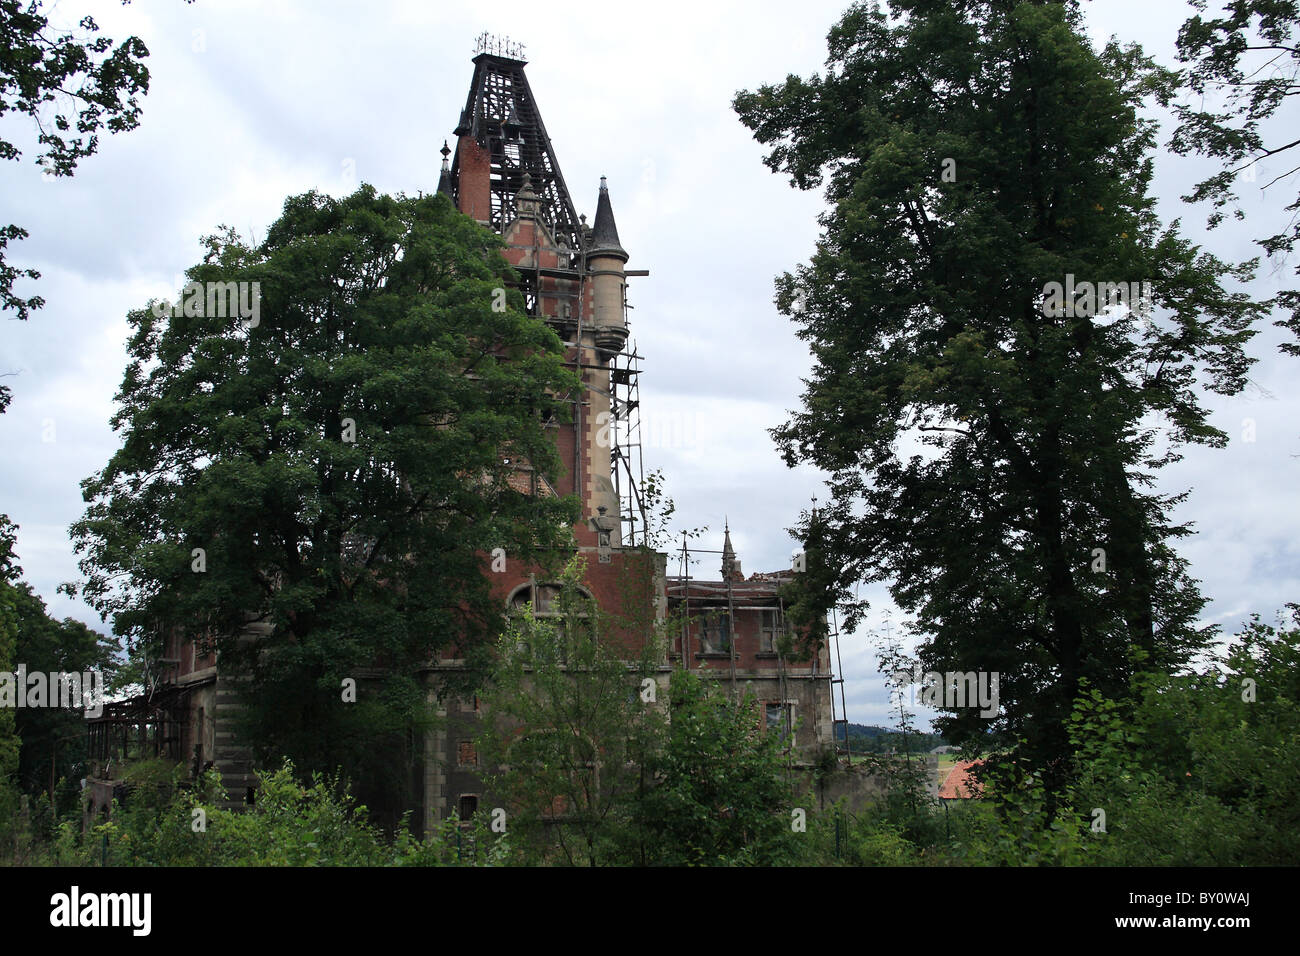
[437,141,454,198]
[587,176,630,357]
[721,520,744,582]
[588,175,627,261]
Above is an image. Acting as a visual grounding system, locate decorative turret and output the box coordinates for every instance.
[441,44,641,550]
[588,176,627,262]
[721,521,744,582]
[587,177,630,356]
[437,141,454,198]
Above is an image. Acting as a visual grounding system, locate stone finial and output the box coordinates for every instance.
[515,172,541,218]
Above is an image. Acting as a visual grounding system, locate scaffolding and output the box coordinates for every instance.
[666,539,738,691]
[829,606,852,761]
[665,536,849,763]
[451,45,653,551]
[610,344,648,548]
[86,685,188,768]
[511,231,648,550]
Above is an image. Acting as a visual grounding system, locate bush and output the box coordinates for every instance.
[40,759,510,866]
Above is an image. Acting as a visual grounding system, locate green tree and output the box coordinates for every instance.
[932,605,1300,866]
[635,669,806,866]
[0,1,155,761]
[69,186,581,822]
[9,575,119,819]
[0,517,23,855]
[0,0,157,341]
[778,503,835,661]
[734,0,1265,790]
[1169,0,1300,350]
[864,629,940,841]
[476,557,667,866]
[1069,605,1300,865]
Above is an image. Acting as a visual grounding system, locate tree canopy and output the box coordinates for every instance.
[1169,0,1300,352]
[735,0,1267,784]
[70,185,581,813]
[0,0,156,328]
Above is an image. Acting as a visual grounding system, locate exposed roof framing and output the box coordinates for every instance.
[451,52,584,251]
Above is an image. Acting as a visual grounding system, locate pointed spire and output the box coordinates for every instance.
[587,175,628,262]
[721,519,743,582]
[437,140,454,198]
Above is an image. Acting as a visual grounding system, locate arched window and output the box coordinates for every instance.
[506,582,594,614]
[506,581,595,663]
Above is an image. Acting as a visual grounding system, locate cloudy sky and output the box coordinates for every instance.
[2,0,1296,730]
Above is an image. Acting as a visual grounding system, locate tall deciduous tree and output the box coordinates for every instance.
[10,571,119,815]
[1169,0,1300,351]
[70,186,580,816]
[735,0,1265,786]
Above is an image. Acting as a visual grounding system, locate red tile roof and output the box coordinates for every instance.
[938,759,985,799]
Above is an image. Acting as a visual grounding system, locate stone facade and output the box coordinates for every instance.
[89,45,839,835]
[419,49,836,830]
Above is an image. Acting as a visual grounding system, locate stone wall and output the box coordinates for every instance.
[809,755,940,814]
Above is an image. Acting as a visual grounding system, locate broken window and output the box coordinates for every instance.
[765,702,794,742]
[701,610,731,654]
[507,582,595,664]
[760,610,781,653]
[508,582,593,616]
[457,739,477,766]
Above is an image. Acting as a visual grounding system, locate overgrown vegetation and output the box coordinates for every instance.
[6,0,1298,870]
[14,585,1295,867]
[35,760,507,867]
[735,0,1266,798]
[67,185,580,825]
